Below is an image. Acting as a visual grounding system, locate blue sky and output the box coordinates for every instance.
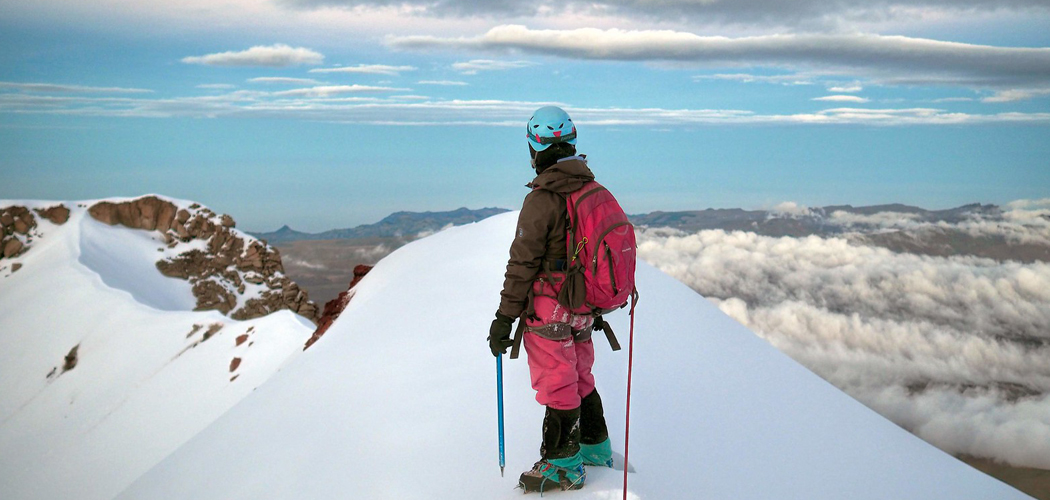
[1,0,1048,231]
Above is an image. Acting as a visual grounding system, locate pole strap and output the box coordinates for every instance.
[602,321,622,351]
[509,317,527,359]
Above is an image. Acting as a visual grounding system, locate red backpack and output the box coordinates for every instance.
[558,181,638,315]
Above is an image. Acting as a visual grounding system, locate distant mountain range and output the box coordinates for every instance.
[250,207,510,244]
[629,203,1001,237]
[253,202,1002,241]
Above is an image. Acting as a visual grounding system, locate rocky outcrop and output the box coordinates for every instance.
[304,264,372,350]
[1,206,38,260]
[34,205,71,225]
[88,196,319,322]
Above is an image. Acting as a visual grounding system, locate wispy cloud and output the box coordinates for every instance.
[3,85,1049,126]
[309,64,417,76]
[271,85,409,97]
[390,26,1050,91]
[418,80,469,86]
[247,77,324,85]
[813,95,871,102]
[181,44,324,67]
[828,83,863,93]
[982,88,1050,103]
[0,81,152,93]
[451,59,536,75]
[692,73,815,85]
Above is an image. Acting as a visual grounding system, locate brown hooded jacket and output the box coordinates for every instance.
[498,157,595,318]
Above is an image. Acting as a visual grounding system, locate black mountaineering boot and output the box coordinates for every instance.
[518,406,586,493]
[579,389,614,467]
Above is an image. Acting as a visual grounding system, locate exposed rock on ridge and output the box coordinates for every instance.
[89,196,319,322]
[304,264,372,350]
[1,204,69,262]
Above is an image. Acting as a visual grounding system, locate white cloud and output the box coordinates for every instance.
[692,73,815,85]
[417,80,469,86]
[181,44,324,67]
[770,201,815,217]
[828,84,863,93]
[821,201,1050,246]
[247,77,324,85]
[813,95,871,102]
[451,59,537,74]
[636,223,1050,469]
[982,88,1050,103]
[390,25,1050,91]
[271,85,409,97]
[931,97,975,102]
[0,81,152,93]
[309,64,417,76]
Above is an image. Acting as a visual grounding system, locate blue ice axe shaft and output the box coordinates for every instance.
[497,353,506,477]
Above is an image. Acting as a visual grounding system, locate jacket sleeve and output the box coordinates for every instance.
[498,190,557,318]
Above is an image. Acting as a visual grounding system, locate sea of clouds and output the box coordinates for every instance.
[636,199,1050,469]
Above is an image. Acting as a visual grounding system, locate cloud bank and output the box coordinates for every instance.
[390,25,1050,91]
[182,44,324,67]
[280,0,1050,27]
[824,200,1050,246]
[636,203,1050,469]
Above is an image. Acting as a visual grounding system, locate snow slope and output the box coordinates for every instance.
[0,200,313,500]
[119,212,1030,500]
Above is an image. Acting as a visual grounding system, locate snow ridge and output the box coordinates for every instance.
[117,212,1031,500]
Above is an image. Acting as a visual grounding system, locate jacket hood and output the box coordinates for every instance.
[528,156,595,194]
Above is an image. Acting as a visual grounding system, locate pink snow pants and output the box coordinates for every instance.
[523,276,596,410]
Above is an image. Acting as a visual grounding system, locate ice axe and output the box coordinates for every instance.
[496,352,506,477]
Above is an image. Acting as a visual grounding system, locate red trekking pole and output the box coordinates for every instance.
[622,291,638,500]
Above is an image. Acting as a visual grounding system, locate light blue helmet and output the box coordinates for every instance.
[526,106,577,152]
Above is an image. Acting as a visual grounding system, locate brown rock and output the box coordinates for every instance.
[88,196,178,231]
[236,334,249,346]
[229,357,241,372]
[34,205,70,225]
[304,265,372,350]
[11,263,22,273]
[88,202,118,225]
[220,214,235,228]
[3,238,23,258]
[0,212,12,227]
[63,344,80,372]
[156,202,178,233]
[192,280,236,314]
[176,209,190,224]
[13,219,28,234]
[203,323,224,341]
[175,223,190,240]
[296,302,318,318]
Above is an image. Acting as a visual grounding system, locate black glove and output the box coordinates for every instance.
[488,312,515,357]
[592,315,605,332]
